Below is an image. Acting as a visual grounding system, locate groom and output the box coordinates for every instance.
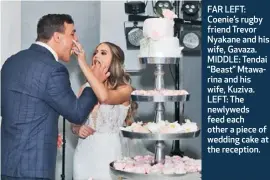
[1,14,107,180]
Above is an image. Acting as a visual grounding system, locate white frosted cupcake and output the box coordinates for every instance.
[146,122,160,133]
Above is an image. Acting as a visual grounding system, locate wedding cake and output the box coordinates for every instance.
[139,9,184,57]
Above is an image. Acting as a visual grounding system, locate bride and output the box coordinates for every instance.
[71,41,133,180]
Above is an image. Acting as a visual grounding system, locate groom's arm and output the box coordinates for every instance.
[45,65,97,124]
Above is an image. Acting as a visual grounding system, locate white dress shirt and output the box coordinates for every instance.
[35,41,58,61]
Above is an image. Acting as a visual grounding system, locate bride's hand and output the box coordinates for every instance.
[72,40,86,62]
[57,134,63,148]
[78,125,95,138]
[90,63,110,83]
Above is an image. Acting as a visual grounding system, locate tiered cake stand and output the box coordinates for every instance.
[109,57,201,180]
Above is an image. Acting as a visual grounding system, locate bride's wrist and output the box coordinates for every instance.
[78,58,89,69]
[78,57,86,64]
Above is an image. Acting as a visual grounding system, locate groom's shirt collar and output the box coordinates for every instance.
[35,41,58,61]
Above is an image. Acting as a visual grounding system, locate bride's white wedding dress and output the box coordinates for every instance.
[73,104,130,180]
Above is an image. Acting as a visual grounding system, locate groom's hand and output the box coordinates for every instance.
[78,125,95,138]
[91,62,110,82]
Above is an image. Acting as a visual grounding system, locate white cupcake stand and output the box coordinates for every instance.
[109,57,201,179]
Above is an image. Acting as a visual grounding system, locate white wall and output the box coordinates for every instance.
[1,0,21,69]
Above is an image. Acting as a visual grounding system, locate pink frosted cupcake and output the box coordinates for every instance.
[172,155,181,160]
[182,156,191,162]
[149,166,163,174]
[114,162,126,170]
[122,157,133,162]
[143,164,152,174]
[144,155,154,161]
[134,166,146,174]
[133,164,151,174]
[133,125,150,133]
[134,155,145,161]
[124,164,136,172]
[143,159,152,164]
[165,155,172,161]
[172,155,182,163]
[149,163,163,174]
[160,126,171,133]
[134,161,145,166]
[185,165,198,173]
[174,162,185,168]
[164,162,174,168]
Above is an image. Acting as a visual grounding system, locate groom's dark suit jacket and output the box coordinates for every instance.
[1,44,97,179]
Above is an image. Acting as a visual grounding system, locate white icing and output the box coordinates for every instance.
[139,18,184,57]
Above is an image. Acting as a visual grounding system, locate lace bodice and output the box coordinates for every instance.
[85,104,130,133]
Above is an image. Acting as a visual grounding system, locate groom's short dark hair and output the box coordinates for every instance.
[36,14,74,42]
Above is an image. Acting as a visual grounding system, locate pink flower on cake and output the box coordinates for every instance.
[162,9,177,20]
[151,30,161,40]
